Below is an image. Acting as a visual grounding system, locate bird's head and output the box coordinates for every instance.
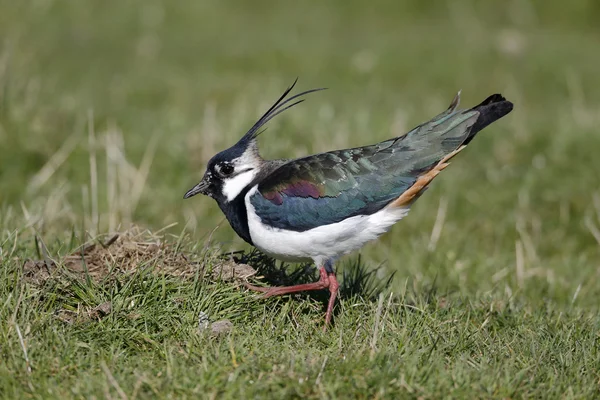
[184,80,325,204]
[183,136,262,202]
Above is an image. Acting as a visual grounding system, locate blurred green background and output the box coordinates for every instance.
[1,0,600,300]
[4,1,600,397]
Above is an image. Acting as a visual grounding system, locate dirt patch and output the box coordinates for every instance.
[22,259,57,286]
[61,229,192,281]
[22,226,255,285]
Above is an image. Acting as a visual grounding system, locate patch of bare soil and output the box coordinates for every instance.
[22,226,256,285]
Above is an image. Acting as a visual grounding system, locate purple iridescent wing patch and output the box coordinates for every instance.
[263,180,323,205]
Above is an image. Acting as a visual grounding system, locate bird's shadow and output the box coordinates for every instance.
[229,249,395,318]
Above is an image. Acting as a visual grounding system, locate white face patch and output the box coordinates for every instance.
[217,140,262,202]
[222,169,257,201]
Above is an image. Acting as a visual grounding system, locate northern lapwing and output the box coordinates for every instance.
[184,80,513,327]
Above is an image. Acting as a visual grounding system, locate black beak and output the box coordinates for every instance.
[183,179,210,199]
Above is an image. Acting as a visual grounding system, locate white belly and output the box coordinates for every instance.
[244,186,410,265]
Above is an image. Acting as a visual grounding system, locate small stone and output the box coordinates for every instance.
[95,301,112,315]
[89,301,112,320]
[210,320,233,336]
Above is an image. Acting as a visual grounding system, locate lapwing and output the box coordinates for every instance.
[184,80,513,327]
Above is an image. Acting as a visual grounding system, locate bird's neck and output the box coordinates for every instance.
[215,159,289,246]
[216,189,253,245]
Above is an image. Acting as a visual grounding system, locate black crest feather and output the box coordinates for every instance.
[239,79,327,143]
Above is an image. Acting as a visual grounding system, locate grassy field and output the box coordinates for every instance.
[2,0,600,398]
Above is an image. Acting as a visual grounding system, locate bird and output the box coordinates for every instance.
[184,80,513,327]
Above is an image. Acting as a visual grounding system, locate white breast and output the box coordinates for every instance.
[244,186,410,265]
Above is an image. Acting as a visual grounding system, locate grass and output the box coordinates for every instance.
[2,0,600,398]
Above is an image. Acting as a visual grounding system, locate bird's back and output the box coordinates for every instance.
[248,93,512,233]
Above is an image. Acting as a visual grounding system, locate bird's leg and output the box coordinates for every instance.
[244,262,341,328]
[243,266,330,297]
[324,271,339,329]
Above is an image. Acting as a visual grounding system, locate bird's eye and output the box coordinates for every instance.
[218,163,234,176]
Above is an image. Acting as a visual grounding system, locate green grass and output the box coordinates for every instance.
[2,0,600,398]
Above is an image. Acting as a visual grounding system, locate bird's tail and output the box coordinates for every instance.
[386,93,513,209]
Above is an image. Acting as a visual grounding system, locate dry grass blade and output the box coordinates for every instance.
[14,323,32,374]
[428,197,448,252]
[100,361,128,400]
[584,217,600,246]
[370,293,385,359]
[27,132,80,194]
[88,110,99,237]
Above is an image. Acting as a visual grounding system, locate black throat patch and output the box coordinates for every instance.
[216,189,253,245]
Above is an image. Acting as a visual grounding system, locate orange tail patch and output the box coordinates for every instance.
[387,146,466,208]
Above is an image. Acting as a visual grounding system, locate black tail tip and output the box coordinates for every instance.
[472,93,513,119]
[463,94,513,144]
[476,93,507,107]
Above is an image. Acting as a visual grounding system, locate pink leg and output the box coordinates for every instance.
[243,267,329,297]
[324,272,339,329]
[244,266,340,328]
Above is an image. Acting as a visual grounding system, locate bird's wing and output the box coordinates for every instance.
[249,94,512,232]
